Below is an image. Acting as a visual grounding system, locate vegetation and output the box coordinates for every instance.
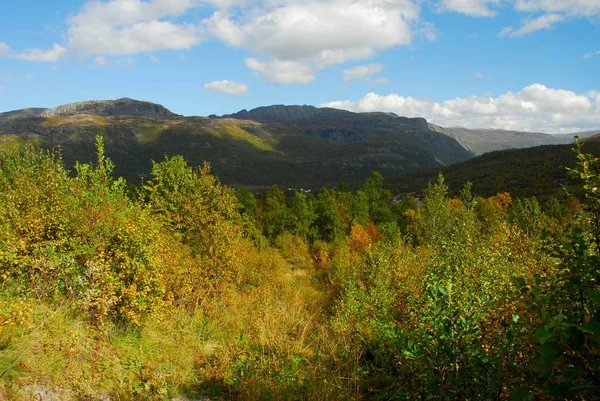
[387,142,600,200]
[0,137,598,400]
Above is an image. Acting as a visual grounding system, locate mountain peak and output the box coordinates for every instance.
[40,98,178,119]
[221,104,350,121]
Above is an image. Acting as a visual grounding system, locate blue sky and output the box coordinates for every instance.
[0,0,599,133]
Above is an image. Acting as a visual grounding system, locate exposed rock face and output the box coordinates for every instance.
[40,98,178,119]
[222,105,431,131]
[222,105,348,121]
[306,128,365,144]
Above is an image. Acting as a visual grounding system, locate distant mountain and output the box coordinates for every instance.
[0,101,471,188]
[0,108,47,122]
[223,105,431,130]
[387,142,600,199]
[2,99,598,190]
[40,98,179,119]
[429,124,599,156]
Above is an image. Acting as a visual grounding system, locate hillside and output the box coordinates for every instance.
[428,124,598,156]
[0,101,472,188]
[386,142,600,199]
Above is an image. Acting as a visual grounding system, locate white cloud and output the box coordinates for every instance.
[2,73,14,81]
[245,58,316,84]
[439,0,501,17]
[505,13,564,37]
[515,0,600,17]
[0,42,8,55]
[149,54,160,63]
[205,0,421,83]
[473,72,487,78]
[204,80,249,95]
[583,52,593,60]
[67,0,203,56]
[343,64,384,81]
[25,73,36,80]
[13,44,67,62]
[498,26,514,37]
[117,57,136,68]
[320,84,600,133]
[0,85,4,92]
[419,22,438,41]
[93,56,110,68]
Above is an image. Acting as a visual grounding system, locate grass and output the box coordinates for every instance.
[0,238,360,400]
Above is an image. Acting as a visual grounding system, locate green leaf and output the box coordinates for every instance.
[510,387,533,401]
[589,291,600,306]
[540,342,561,371]
[580,321,600,335]
[535,326,554,343]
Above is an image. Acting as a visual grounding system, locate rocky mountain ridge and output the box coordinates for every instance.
[1,99,598,189]
[40,97,179,119]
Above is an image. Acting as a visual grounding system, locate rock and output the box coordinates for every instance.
[305,128,365,144]
[40,98,178,119]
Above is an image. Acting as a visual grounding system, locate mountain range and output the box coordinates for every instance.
[0,98,597,189]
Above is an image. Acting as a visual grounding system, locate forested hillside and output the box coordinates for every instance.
[387,142,600,199]
[0,100,472,188]
[0,138,598,400]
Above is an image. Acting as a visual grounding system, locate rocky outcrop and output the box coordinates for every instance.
[40,98,178,119]
[222,105,349,121]
[306,128,365,144]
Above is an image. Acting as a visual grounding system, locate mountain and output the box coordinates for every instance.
[0,101,471,188]
[429,124,599,156]
[386,142,600,199]
[2,99,597,191]
[0,108,48,122]
[40,98,179,119]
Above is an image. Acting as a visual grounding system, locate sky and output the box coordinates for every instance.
[0,0,599,133]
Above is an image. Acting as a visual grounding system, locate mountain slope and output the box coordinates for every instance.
[386,142,600,199]
[429,124,599,156]
[0,101,472,188]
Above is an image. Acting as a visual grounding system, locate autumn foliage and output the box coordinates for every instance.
[0,137,598,400]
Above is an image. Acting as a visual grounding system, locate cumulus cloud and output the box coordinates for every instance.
[1,0,426,81]
[438,0,501,17]
[343,64,384,81]
[206,0,422,82]
[93,56,110,68]
[245,58,317,84]
[67,0,203,55]
[320,84,600,133]
[204,80,249,95]
[13,44,67,62]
